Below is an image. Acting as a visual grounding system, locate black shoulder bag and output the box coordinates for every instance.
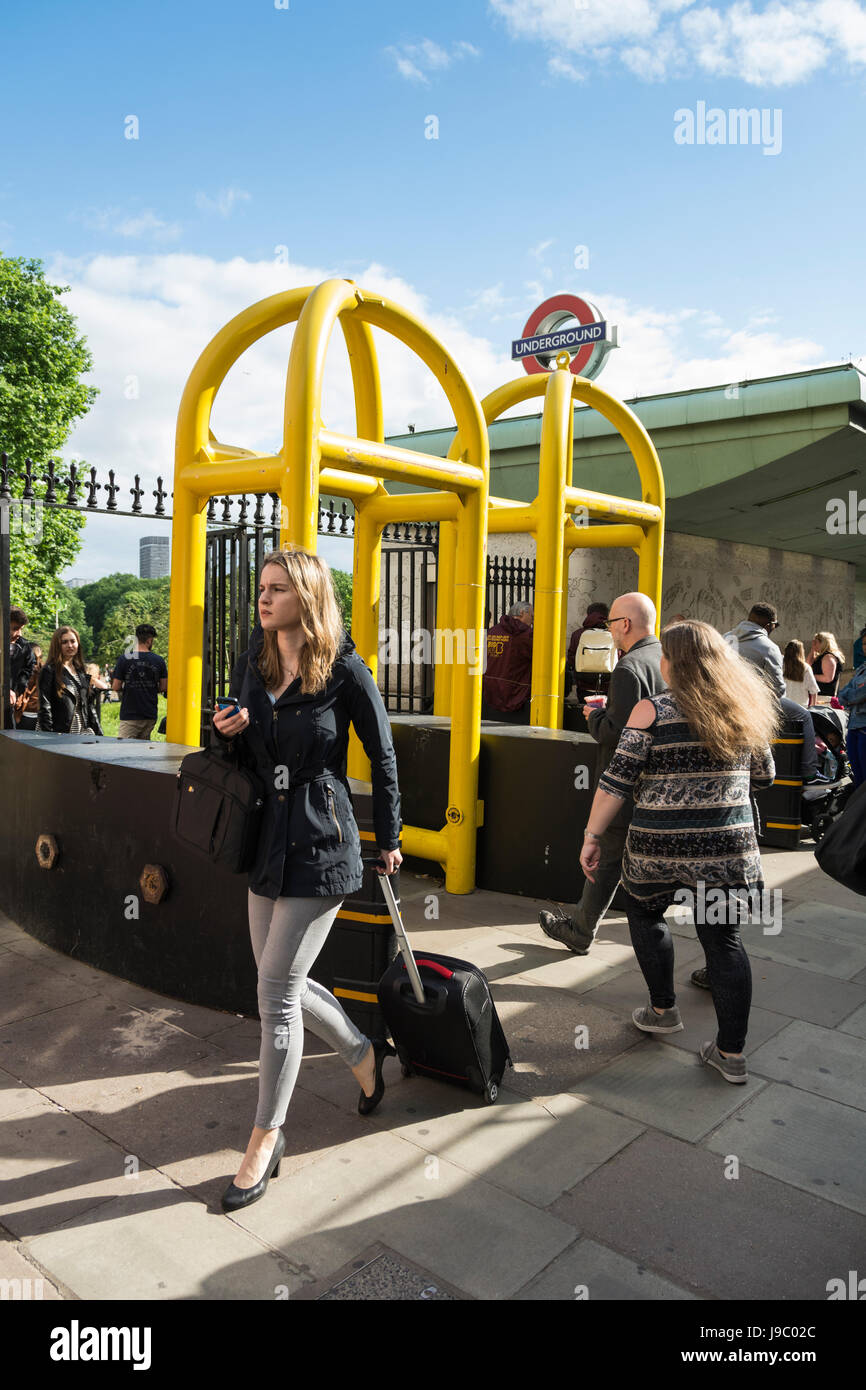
[172,741,265,873]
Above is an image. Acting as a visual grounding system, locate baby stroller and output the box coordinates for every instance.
[801,705,854,843]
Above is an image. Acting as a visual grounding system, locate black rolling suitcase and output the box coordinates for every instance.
[373,868,512,1104]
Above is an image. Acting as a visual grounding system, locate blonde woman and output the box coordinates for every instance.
[782,640,818,708]
[579,620,778,1084]
[211,548,402,1213]
[37,627,103,734]
[808,632,845,697]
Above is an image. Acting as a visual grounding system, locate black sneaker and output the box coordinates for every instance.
[538,911,591,955]
[690,967,711,989]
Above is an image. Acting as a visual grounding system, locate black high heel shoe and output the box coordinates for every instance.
[220,1127,286,1214]
[358,1037,396,1116]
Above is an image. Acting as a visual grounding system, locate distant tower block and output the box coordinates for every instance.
[140,535,170,579]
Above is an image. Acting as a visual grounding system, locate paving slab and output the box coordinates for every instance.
[23,1179,310,1300]
[549,1130,866,1301]
[385,1087,644,1207]
[748,958,866,1027]
[747,922,866,980]
[495,990,644,1099]
[0,952,100,1027]
[514,1235,699,1301]
[836,1002,866,1039]
[72,1055,379,1202]
[779,900,866,945]
[1,1101,168,1238]
[747,1019,866,1109]
[0,1230,65,1300]
[707,1083,866,1215]
[230,1127,577,1301]
[0,996,218,1110]
[566,1042,765,1142]
[0,1066,47,1121]
[294,1243,464,1300]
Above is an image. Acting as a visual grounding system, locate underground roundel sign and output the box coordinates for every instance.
[512,294,618,378]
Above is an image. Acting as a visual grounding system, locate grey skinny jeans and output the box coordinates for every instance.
[248,890,370,1129]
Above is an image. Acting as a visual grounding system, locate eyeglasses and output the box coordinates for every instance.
[605,616,628,628]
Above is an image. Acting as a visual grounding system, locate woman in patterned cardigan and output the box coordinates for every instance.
[579,620,779,1085]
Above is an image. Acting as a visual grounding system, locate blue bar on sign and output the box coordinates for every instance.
[511,321,606,359]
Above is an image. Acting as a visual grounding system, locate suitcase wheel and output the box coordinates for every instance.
[401,1063,413,1078]
[483,1080,499,1105]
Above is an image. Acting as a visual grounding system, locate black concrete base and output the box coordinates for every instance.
[0,731,394,1023]
[391,716,599,902]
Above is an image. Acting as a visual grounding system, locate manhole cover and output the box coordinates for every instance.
[319,1252,457,1301]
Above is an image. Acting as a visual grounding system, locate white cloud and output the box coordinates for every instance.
[45,252,834,578]
[385,38,480,83]
[70,207,182,241]
[490,0,866,85]
[194,188,251,218]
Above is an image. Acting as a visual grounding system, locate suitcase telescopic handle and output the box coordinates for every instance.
[364,855,426,1005]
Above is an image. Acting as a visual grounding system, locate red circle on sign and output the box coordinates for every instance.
[520,294,596,376]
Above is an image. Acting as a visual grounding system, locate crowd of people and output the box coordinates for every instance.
[5,608,167,739]
[3,579,865,1205]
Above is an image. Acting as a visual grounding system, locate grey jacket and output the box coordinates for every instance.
[723,620,785,698]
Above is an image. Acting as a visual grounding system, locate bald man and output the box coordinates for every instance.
[540,592,665,953]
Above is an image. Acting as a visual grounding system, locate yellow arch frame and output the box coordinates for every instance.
[435,357,665,728]
[167,278,489,893]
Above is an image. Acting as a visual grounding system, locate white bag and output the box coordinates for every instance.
[576,629,617,674]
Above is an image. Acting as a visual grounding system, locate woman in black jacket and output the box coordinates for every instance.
[37,627,103,735]
[212,547,402,1213]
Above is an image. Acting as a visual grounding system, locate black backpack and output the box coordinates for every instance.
[814,778,866,896]
[172,746,265,873]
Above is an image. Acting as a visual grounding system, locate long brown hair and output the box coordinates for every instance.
[255,548,345,694]
[661,620,780,761]
[783,640,806,681]
[47,626,87,698]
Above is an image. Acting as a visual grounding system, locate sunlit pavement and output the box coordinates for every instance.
[1,842,864,1301]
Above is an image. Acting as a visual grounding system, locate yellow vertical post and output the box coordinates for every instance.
[446,486,486,892]
[166,485,207,747]
[433,517,458,715]
[348,501,383,781]
[531,363,572,729]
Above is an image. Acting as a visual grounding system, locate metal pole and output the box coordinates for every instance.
[0,499,10,729]
[375,868,425,1004]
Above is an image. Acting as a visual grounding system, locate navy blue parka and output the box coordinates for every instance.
[211,625,401,900]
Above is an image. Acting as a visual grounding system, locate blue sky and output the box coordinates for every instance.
[2,0,864,579]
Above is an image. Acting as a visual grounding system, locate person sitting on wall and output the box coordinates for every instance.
[14,643,43,730]
[481,601,534,724]
[724,601,825,789]
[37,627,103,735]
[539,592,665,954]
[211,547,402,1214]
[111,623,168,740]
[564,602,610,701]
[807,631,845,698]
[6,606,35,730]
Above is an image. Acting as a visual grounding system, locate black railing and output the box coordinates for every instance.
[486,554,535,627]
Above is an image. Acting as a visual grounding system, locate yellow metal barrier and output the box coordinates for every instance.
[167,279,488,893]
[437,356,665,729]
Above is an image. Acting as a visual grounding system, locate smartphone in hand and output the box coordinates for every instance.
[215,696,241,718]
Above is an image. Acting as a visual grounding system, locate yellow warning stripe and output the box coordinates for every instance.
[773,779,803,787]
[774,738,804,744]
[337,908,392,924]
[334,987,378,1004]
[766,822,800,829]
[359,830,376,841]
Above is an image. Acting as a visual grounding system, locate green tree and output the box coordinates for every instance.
[1,254,98,630]
[331,568,352,627]
[96,579,171,669]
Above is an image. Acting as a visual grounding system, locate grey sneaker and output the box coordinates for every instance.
[690,967,711,990]
[699,1040,748,1084]
[632,1003,684,1033]
[538,911,591,955]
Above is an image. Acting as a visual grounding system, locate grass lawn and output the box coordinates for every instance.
[99,695,168,741]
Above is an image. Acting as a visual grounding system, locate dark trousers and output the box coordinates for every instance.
[779,697,817,779]
[480,697,530,724]
[572,820,629,944]
[624,892,752,1054]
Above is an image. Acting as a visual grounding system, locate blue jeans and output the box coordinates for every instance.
[624,892,752,1054]
[248,891,370,1128]
[848,727,866,787]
